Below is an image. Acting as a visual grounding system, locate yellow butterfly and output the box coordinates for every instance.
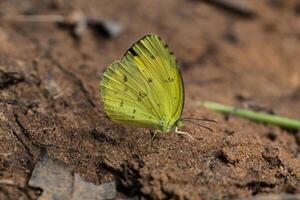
[100,34,205,140]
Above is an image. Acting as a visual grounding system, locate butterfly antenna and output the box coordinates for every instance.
[175,127,200,142]
[182,119,214,132]
[141,130,158,146]
[182,117,217,123]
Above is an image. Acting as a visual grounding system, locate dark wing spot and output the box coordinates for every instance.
[147,78,152,83]
[164,43,168,49]
[128,47,138,56]
[168,77,174,82]
[133,109,136,113]
[137,97,142,101]
[150,55,155,59]
[170,51,174,55]
[131,116,135,119]
[139,92,147,98]
[149,117,152,119]
[173,97,177,100]
[120,101,124,107]
[164,78,174,83]
[123,74,128,82]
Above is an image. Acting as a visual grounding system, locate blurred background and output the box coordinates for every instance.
[0,0,299,199]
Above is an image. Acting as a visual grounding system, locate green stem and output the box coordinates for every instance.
[201,101,300,130]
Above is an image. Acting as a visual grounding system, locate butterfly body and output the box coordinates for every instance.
[100,34,184,133]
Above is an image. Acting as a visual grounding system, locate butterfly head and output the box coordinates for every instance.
[176,119,184,128]
[159,118,184,133]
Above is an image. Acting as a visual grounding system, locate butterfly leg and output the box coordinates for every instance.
[141,130,160,146]
[175,127,200,142]
[150,129,156,138]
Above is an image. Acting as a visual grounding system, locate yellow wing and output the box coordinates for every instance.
[100,34,184,131]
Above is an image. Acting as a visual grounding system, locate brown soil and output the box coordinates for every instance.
[0,0,300,199]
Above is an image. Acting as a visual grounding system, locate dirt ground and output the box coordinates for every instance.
[0,0,300,199]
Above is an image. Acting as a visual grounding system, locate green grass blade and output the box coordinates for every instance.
[201,101,300,130]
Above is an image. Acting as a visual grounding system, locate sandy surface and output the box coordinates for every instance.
[0,0,299,199]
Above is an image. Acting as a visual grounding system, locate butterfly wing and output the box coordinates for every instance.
[100,34,184,131]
